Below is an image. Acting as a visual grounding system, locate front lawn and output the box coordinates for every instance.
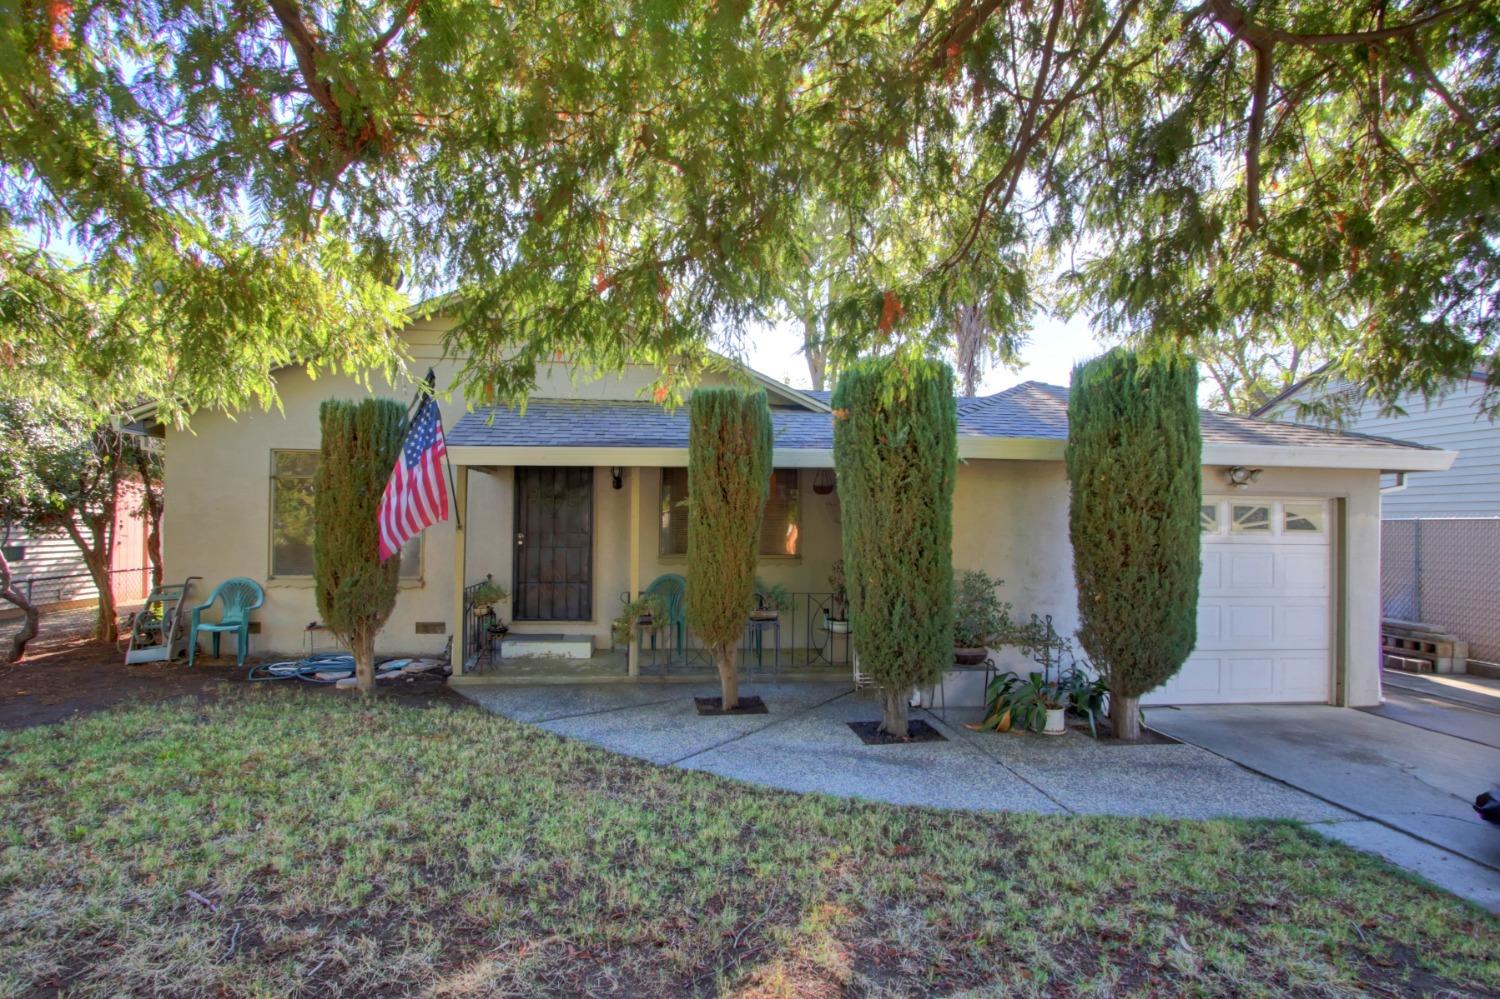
[1,689,1495,997]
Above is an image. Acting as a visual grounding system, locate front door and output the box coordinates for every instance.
[513,467,593,621]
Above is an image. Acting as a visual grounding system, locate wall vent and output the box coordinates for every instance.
[414,622,446,635]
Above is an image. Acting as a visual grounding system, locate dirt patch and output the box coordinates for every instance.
[694,695,768,715]
[0,634,462,730]
[847,719,946,744]
[0,634,230,730]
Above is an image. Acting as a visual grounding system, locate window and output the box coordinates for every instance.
[659,468,802,558]
[271,451,421,578]
[1,544,24,562]
[1200,503,1220,534]
[1231,503,1272,533]
[1283,503,1324,533]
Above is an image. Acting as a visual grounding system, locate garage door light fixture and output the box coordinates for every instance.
[1226,466,1262,489]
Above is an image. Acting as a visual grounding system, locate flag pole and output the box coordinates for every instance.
[422,367,464,533]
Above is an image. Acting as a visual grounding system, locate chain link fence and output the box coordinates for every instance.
[1382,519,1500,667]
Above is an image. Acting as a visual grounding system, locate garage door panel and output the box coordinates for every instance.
[1149,497,1332,705]
[1226,551,1276,590]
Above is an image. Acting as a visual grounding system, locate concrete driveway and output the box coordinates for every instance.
[1148,702,1500,913]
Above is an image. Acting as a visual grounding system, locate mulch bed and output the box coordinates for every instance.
[847,719,946,744]
[694,695,768,715]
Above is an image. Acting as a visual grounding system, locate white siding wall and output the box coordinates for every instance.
[1267,379,1499,518]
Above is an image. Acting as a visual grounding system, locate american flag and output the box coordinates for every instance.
[378,394,449,562]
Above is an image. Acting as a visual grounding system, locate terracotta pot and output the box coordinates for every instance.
[954,646,988,666]
[750,610,779,622]
[473,603,492,618]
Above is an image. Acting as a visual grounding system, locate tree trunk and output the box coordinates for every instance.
[879,686,910,739]
[142,490,164,589]
[64,509,118,643]
[353,630,377,696]
[0,549,39,662]
[716,643,739,710]
[803,316,827,392]
[1110,688,1141,741]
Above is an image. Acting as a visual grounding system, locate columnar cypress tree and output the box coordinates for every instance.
[315,398,407,695]
[833,356,957,738]
[686,387,773,710]
[1065,349,1202,740]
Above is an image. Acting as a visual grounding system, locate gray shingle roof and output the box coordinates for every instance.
[449,381,1434,453]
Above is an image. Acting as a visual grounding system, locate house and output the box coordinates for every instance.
[0,480,152,618]
[146,310,1454,706]
[1255,369,1500,518]
[1256,370,1500,673]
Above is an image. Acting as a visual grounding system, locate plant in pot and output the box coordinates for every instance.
[750,582,792,621]
[823,560,851,634]
[469,578,508,618]
[612,593,667,647]
[953,570,1012,665]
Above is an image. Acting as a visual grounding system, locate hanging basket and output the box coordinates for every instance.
[812,469,836,495]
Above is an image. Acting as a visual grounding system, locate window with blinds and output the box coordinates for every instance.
[659,468,801,558]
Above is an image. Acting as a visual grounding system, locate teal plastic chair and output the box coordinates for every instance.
[187,577,265,667]
[639,573,687,661]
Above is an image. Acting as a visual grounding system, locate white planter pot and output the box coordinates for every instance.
[1043,707,1067,736]
[824,615,851,634]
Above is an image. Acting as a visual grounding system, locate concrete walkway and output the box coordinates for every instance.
[460,682,1346,820]
[1370,670,1500,750]
[458,682,1500,912]
[1149,704,1500,913]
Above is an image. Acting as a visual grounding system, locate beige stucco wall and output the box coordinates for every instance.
[936,460,1384,707]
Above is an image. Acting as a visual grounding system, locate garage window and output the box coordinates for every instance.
[1200,503,1221,533]
[1231,503,1272,533]
[1283,503,1324,533]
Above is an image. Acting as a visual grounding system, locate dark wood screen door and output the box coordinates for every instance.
[513,467,594,621]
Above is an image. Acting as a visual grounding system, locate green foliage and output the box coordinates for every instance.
[3,0,1493,417]
[612,593,668,648]
[685,388,772,702]
[833,356,956,736]
[1065,349,1201,719]
[468,578,508,609]
[314,398,406,691]
[952,570,1014,649]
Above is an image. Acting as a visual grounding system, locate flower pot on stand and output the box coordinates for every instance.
[823,612,851,635]
[954,646,988,666]
[1043,707,1067,736]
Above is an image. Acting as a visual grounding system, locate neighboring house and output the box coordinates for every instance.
[141,310,1452,707]
[1256,370,1500,518]
[1256,370,1500,671]
[1,480,151,616]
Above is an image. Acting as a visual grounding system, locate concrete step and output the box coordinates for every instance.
[501,633,595,660]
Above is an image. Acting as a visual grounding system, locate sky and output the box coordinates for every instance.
[739,311,1108,395]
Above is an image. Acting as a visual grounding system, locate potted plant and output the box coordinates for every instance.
[823,560,851,634]
[952,570,1012,665]
[469,577,508,618]
[750,583,792,621]
[1040,684,1067,736]
[612,593,667,647]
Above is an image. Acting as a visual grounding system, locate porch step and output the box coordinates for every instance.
[501,633,595,660]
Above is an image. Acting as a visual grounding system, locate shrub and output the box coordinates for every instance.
[833,356,957,738]
[314,399,406,695]
[685,387,773,709]
[952,570,1014,649]
[1064,349,1201,740]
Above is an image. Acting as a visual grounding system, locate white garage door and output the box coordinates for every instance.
[1146,497,1333,705]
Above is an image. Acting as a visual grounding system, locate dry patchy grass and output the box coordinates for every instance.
[0,688,1496,997]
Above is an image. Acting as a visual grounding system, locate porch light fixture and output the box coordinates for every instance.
[611,467,623,490]
[1225,466,1262,489]
[812,469,836,496]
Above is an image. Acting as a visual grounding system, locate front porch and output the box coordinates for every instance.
[443,446,848,683]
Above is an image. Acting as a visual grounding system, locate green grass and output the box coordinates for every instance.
[1,689,1496,997]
